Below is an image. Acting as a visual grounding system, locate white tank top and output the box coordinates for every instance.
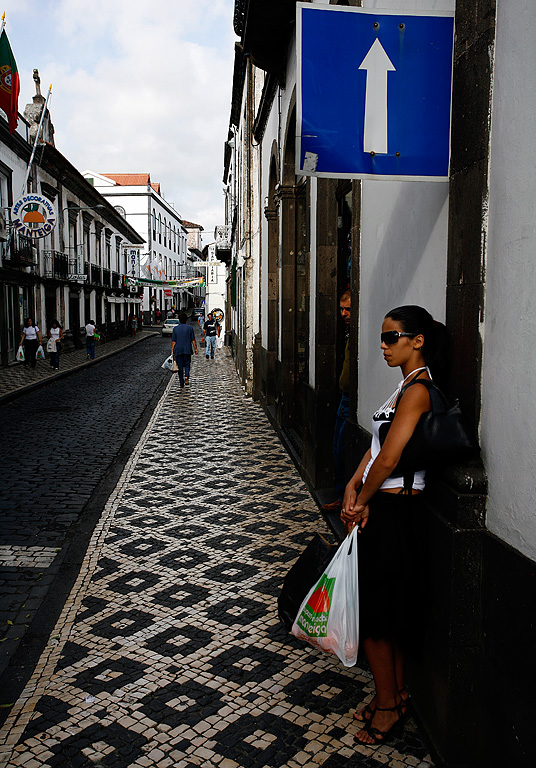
[362,368,429,491]
[24,325,39,340]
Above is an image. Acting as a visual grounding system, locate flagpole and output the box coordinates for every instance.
[3,83,52,264]
[21,83,52,197]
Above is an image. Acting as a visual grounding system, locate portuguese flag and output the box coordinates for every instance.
[0,28,20,134]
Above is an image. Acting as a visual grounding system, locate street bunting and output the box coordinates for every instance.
[127,276,205,289]
[296,4,454,181]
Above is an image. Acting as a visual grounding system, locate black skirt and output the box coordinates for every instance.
[357,491,429,646]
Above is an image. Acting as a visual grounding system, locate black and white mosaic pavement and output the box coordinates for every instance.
[0,353,433,767]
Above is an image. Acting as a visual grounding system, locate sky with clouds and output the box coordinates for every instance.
[3,0,237,240]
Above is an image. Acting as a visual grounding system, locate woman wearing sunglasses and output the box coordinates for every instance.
[341,305,449,747]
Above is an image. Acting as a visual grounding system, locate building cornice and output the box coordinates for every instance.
[40,144,145,244]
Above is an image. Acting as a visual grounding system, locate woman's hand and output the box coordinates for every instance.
[350,503,370,530]
[341,501,370,532]
[341,482,358,520]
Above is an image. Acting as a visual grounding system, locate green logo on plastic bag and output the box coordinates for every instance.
[296,575,336,637]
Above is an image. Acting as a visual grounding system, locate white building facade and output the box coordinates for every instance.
[1,109,144,365]
[83,173,198,323]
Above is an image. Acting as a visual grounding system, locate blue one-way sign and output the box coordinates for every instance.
[296,4,455,181]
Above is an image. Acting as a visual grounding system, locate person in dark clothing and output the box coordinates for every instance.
[322,289,351,513]
[171,312,198,387]
[201,313,220,359]
[20,317,42,368]
[342,305,449,747]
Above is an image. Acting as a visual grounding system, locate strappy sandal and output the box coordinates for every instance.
[353,686,410,723]
[354,701,405,746]
[353,701,375,723]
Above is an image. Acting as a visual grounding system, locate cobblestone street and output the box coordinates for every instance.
[0,334,170,695]
[0,344,433,768]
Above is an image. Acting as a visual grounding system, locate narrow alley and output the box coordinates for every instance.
[0,347,432,768]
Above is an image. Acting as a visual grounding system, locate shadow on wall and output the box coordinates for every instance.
[368,181,448,311]
[357,182,448,414]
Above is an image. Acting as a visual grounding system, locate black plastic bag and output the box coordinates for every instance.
[278,532,339,632]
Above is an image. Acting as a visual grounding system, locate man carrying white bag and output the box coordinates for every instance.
[292,524,359,667]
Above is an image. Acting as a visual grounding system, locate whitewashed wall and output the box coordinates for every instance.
[357,0,453,426]
[481,0,536,560]
[358,180,448,423]
[259,82,283,351]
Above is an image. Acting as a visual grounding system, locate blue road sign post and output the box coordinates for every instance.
[296,4,455,181]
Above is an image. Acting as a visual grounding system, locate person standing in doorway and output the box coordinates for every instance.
[48,320,63,370]
[131,314,138,337]
[342,305,449,746]
[322,289,352,513]
[85,320,96,360]
[201,312,220,360]
[19,318,42,369]
[171,312,198,387]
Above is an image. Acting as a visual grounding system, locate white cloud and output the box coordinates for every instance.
[4,0,237,234]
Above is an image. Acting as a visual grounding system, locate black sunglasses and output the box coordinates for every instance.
[381,330,416,345]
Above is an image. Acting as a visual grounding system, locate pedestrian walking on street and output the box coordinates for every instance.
[341,305,449,747]
[19,318,42,369]
[131,314,138,337]
[85,320,96,360]
[171,312,198,387]
[201,312,220,359]
[48,320,63,370]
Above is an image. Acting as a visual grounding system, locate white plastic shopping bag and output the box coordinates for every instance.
[292,524,359,666]
[161,355,174,371]
[216,336,224,350]
[36,344,45,360]
[16,346,25,362]
[47,338,56,352]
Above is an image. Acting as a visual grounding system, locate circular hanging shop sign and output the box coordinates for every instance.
[210,308,224,322]
[11,194,57,239]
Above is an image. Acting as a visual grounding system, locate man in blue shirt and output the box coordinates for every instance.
[171,313,198,387]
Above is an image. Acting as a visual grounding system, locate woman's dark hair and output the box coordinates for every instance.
[51,319,61,328]
[385,305,450,388]
[24,317,34,328]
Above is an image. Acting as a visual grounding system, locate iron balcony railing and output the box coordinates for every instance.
[43,250,68,279]
[91,264,101,284]
[6,233,36,266]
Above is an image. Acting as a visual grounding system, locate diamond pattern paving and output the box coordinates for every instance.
[0,352,434,767]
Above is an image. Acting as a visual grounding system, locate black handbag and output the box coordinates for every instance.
[278,532,339,632]
[387,375,476,486]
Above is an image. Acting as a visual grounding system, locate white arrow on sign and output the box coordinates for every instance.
[359,38,396,155]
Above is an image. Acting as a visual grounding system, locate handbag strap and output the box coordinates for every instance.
[396,373,448,415]
[395,372,445,493]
